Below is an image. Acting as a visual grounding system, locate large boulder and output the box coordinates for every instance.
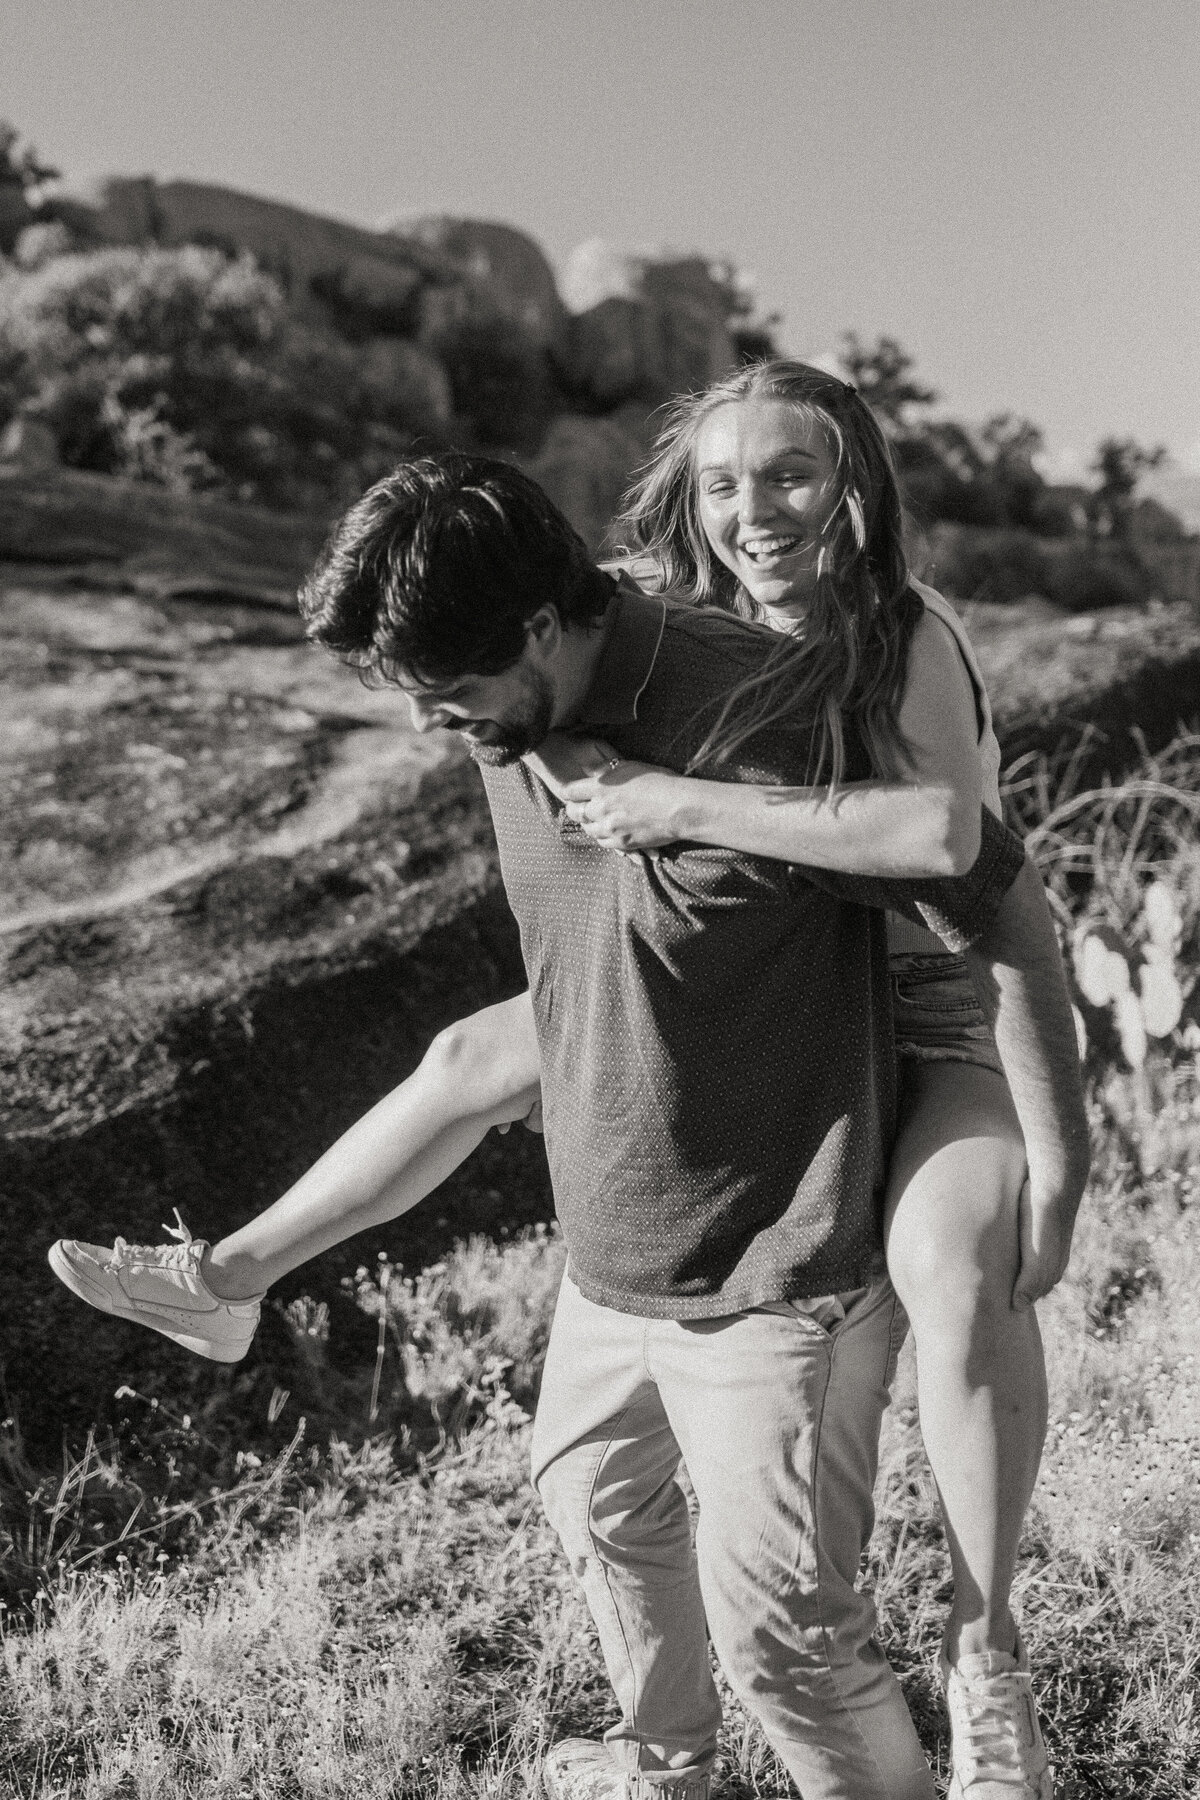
[558,239,739,408]
[69,176,456,325]
[522,414,646,555]
[0,482,548,1462]
[319,253,424,331]
[396,215,569,353]
[0,465,326,604]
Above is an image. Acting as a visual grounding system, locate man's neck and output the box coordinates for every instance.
[549,600,616,729]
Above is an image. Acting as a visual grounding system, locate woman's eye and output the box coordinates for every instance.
[702,481,735,499]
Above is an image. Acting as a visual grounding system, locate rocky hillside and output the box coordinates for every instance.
[5,174,761,552]
[3,466,1199,1462]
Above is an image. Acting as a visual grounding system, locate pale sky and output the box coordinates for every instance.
[4,0,1198,477]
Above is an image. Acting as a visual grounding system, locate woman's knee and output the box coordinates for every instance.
[886,1069,1025,1318]
[886,1178,1025,1341]
[421,997,539,1119]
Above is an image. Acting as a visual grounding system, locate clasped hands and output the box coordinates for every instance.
[523,732,686,852]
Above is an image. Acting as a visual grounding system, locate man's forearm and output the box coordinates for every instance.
[965,853,1090,1198]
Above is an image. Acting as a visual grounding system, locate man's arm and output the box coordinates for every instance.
[964,852,1091,1307]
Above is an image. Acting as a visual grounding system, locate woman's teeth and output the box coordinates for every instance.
[739,536,803,562]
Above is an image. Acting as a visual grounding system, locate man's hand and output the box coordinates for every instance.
[1012,1170,1084,1309]
[496,1090,544,1136]
[520,1093,544,1134]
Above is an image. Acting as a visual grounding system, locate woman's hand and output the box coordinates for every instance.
[526,733,690,852]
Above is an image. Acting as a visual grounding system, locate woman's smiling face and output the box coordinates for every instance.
[694,396,840,621]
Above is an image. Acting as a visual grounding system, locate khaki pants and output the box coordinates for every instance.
[531,1272,934,1800]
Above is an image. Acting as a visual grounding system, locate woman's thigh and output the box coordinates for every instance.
[884,1060,1027,1303]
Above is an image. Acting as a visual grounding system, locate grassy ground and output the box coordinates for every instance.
[2,730,1197,1798]
[0,1061,1197,1800]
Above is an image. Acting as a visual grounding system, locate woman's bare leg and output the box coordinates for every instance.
[203,991,541,1300]
[884,1060,1047,1663]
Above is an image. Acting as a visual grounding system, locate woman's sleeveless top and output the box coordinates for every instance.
[886,582,1004,957]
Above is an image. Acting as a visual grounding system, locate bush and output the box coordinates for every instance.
[1050,543,1149,611]
[924,524,1154,611]
[0,245,437,507]
[922,526,1056,603]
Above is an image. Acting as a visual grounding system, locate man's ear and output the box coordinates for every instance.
[524,604,564,662]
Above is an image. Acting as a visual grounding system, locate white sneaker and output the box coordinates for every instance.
[941,1638,1054,1798]
[543,1740,713,1800]
[48,1211,262,1363]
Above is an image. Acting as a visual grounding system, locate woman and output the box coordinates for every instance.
[52,361,1060,1798]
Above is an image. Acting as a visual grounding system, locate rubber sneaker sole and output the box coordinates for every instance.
[48,1240,258,1363]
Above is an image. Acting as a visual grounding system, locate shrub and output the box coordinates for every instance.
[923,526,1056,603]
[0,245,436,507]
[923,524,1154,610]
[1050,542,1149,611]
[1005,728,1200,1099]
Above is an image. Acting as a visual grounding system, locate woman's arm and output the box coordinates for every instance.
[532,612,985,879]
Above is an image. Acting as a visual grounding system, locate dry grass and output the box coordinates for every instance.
[2,1066,1197,1799]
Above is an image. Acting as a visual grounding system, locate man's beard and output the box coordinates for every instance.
[459,673,555,767]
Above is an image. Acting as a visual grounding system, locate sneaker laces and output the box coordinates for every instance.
[952,1678,1031,1782]
[111,1208,200,1272]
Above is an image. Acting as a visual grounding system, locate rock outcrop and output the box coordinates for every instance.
[0,491,546,1458]
[400,215,569,353]
[523,414,648,556]
[33,184,742,497]
[78,176,455,323]
[558,239,739,407]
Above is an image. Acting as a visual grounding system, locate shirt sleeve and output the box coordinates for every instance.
[797,807,1025,951]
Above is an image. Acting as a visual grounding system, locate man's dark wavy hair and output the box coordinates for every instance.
[299,453,613,685]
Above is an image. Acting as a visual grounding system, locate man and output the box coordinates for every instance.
[297,454,1087,1800]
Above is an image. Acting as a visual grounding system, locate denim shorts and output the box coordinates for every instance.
[890,951,1004,1075]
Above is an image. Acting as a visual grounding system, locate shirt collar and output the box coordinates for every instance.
[574,575,667,728]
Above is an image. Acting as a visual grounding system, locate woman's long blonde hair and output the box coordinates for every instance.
[615,359,922,786]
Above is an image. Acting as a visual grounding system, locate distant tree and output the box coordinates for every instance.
[833,336,1058,532]
[838,332,938,433]
[1091,436,1167,538]
[0,121,60,255]
[980,413,1047,531]
[0,122,58,198]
